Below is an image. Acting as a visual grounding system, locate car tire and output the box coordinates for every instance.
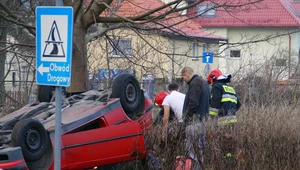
[10,119,49,162]
[111,74,143,119]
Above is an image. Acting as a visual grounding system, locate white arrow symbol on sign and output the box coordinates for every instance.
[206,55,210,63]
[37,63,49,76]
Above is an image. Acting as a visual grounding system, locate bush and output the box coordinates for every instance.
[142,105,300,170]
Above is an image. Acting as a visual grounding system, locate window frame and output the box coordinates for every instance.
[203,43,207,52]
[12,72,16,86]
[275,59,287,67]
[192,41,198,60]
[197,4,216,18]
[20,66,28,82]
[230,50,241,58]
[110,39,132,57]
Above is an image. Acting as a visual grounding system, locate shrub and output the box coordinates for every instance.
[143,105,300,170]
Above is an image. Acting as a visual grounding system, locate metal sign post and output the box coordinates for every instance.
[54,86,62,170]
[204,63,211,77]
[36,4,73,170]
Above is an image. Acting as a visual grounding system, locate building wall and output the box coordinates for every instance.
[203,27,299,79]
[167,38,219,79]
[88,28,221,82]
[4,52,37,104]
[88,28,169,80]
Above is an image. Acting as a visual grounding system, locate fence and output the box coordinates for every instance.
[0,91,28,115]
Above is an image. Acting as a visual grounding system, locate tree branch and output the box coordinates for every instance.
[85,24,123,43]
[0,1,35,36]
[0,41,35,48]
[6,49,35,58]
[226,29,300,46]
[105,34,154,71]
[97,15,158,23]
[95,0,194,24]
[66,0,83,23]
[123,0,181,20]
[83,0,113,29]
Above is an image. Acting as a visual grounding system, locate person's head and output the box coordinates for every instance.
[167,83,179,93]
[154,91,168,107]
[207,69,222,85]
[181,67,194,83]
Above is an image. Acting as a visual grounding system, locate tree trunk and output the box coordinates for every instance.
[66,11,88,93]
[0,20,6,105]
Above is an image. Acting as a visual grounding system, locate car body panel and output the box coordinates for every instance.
[44,99,123,138]
[62,121,144,170]
[0,89,153,170]
[0,147,28,170]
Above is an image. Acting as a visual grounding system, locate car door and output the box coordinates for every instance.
[61,120,146,170]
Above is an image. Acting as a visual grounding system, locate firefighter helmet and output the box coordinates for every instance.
[154,91,168,107]
[207,69,222,85]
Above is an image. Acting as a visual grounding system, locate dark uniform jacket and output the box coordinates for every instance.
[209,80,241,117]
[183,74,210,123]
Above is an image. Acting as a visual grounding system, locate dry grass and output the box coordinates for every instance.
[141,105,300,170]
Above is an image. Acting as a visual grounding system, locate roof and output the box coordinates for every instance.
[284,0,300,18]
[100,0,226,40]
[187,0,300,27]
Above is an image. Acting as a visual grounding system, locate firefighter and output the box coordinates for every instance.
[207,69,241,125]
[207,69,241,163]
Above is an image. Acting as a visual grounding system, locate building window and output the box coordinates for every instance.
[230,50,241,58]
[111,39,132,57]
[20,66,28,81]
[197,4,216,17]
[275,59,286,67]
[192,41,198,60]
[203,43,207,52]
[12,72,16,86]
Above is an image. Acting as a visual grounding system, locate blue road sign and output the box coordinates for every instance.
[202,52,214,64]
[36,7,73,87]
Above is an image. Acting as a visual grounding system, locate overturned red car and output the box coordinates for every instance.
[0,74,153,170]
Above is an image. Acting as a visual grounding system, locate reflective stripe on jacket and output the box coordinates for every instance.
[209,81,241,121]
[217,115,237,125]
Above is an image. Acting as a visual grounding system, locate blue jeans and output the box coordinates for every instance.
[185,122,206,170]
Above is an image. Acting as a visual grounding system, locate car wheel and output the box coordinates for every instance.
[10,119,49,162]
[111,74,144,119]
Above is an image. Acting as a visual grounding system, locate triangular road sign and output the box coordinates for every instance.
[42,20,65,58]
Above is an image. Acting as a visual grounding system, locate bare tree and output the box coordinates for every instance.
[0,19,7,105]
[0,0,270,96]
